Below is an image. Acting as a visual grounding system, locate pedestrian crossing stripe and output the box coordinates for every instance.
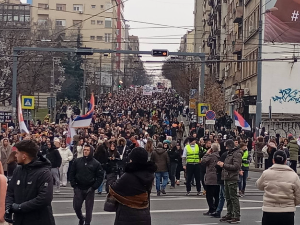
[21,96,35,109]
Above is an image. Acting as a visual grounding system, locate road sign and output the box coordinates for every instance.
[189,99,196,109]
[47,97,56,109]
[21,96,35,109]
[198,103,210,117]
[206,110,216,120]
[206,120,216,125]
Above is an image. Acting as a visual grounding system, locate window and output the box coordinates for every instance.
[56,19,66,26]
[91,5,96,8]
[97,20,103,25]
[73,20,82,27]
[38,3,48,9]
[97,36,103,41]
[56,4,66,11]
[105,33,111,42]
[73,4,83,12]
[105,18,112,28]
[90,36,95,40]
[91,20,95,25]
[101,5,104,8]
[105,3,113,12]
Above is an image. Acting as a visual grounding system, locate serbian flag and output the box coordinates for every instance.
[66,118,76,145]
[18,95,29,134]
[71,93,95,128]
[234,110,251,131]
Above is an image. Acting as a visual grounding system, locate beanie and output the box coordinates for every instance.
[129,147,148,163]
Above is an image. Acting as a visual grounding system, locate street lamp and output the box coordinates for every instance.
[255,4,278,136]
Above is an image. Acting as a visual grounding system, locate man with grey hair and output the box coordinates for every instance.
[217,139,242,224]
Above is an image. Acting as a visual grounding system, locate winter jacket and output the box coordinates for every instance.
[176,127,184,140]
[58,147,73,165]
[222,148,242,181]
[106,150,121,174]
[46,147,62,168]
[70,147,104,190]
[168,147,180,164]
[5,156,55,225]
[150,148,170,172]
[201,151,220,185]
[0,139,12,172]
[94,145,109,170]
[216,151,228,185]
[109,161,157,225]
[256,164,300,212]
[287,140,299,161]
[40,142,48,156]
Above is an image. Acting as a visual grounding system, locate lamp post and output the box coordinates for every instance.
[255,3,278,136]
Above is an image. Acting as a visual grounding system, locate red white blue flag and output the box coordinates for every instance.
[71,93,95,128]
[234,110,251,131]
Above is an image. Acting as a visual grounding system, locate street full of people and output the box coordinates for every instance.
[0,88,300,225]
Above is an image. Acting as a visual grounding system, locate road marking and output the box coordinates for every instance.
[53,206,263,217]
[52,197,264,203]
[181,223,218,225]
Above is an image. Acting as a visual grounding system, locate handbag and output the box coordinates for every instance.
[104,194,118,212]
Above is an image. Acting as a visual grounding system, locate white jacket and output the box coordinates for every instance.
[256,164,300,212]
[58,147,73,164]
[77,145,83,158]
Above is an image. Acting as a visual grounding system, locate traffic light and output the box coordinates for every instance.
[152,49,169,57]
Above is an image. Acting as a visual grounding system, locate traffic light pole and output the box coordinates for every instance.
[11,47,205,122]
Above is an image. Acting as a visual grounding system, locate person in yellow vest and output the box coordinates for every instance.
[182,137,201,195]
[238,142,250,197]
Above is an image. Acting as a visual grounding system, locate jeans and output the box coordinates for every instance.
[290,160,297,173]
[98,171,106,193]
[206,185,220,213]
[216,184,225,213]
[185,164,201,192]
[59,163,69,186]
[224,180,240,218]
[73,188,95,224]
[238,169,249,191]
[262,212,294,225]
[169,162,177,187]
[51,168,60,191]
[155,172,168,191]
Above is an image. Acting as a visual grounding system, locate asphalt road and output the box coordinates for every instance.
[51,171,300,225]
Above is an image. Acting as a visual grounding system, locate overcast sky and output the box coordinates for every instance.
[124,0,194,72]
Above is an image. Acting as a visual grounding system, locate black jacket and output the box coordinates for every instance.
[40,142,48,156]
[94,144,109,170]
[216,151,228,184]
[70,148,104,190]
[46,146,62,168]
[5,156,55,225]
[110,162,157,225]
[168,147,180,163]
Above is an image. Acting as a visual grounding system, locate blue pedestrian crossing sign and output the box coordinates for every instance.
[22,96,35,109]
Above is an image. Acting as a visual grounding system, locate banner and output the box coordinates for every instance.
[143,86,153,96]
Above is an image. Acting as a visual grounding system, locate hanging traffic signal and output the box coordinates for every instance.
[152,49,169,57]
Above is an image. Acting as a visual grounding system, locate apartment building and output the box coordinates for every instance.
[30,0,126,89]
[0,0,31,26]
[193,0,203,53]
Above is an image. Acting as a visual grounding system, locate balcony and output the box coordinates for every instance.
[233,6,243,23]
[232,39,242,54]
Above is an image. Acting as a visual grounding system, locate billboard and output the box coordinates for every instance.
[101,72,112,86]
[264,0,300,43]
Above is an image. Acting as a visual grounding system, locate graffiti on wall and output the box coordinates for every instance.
[272,88,300,104]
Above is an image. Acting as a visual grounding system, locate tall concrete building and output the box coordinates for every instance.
[30,0,125,89]
[0,0,31,25]
[193,0,203,53]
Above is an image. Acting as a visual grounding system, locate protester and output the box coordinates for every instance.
[0,162,7,225]
[0,138,12,176]
[239,142,250,197]
[106,143,120,193]
[5,140,55,225]
[218,139,242,223]
[46,142,62,193]
[151,142,170,196]
[201,143,220,216]
[168,141,180,188]
[94,142,108,194]
[106,147,157,225]
[70,144,104,225]
[287,135,299,173]
[6,151,17,183]
[175,142,184,185]
[256,151,300,225]
[58,141,73,187]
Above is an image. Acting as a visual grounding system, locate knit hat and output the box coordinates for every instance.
[129,147,148,163]
[225,139,235,149]
[273,150,287,165]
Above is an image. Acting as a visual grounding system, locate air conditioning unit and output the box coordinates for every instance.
[45,4,49,9]
[244,88,250,96]
[79,10,83,14]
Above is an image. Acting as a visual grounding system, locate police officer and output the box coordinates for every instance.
[182,137,201,195]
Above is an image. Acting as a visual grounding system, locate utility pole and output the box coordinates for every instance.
[82,56,87,114]
[255,0,263,136]
[99,54,102,94]
[50,57,55,123]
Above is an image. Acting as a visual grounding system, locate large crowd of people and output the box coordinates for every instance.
[0,88,300,225]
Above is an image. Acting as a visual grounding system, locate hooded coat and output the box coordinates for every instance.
[69,147,104,190]
[201,151,220,185]
[222,147,243,181]
[109,162,157,225]
[5,156,56,225]
[287,140,299,161]
[0,138,12,172]
[150,148,170,172]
